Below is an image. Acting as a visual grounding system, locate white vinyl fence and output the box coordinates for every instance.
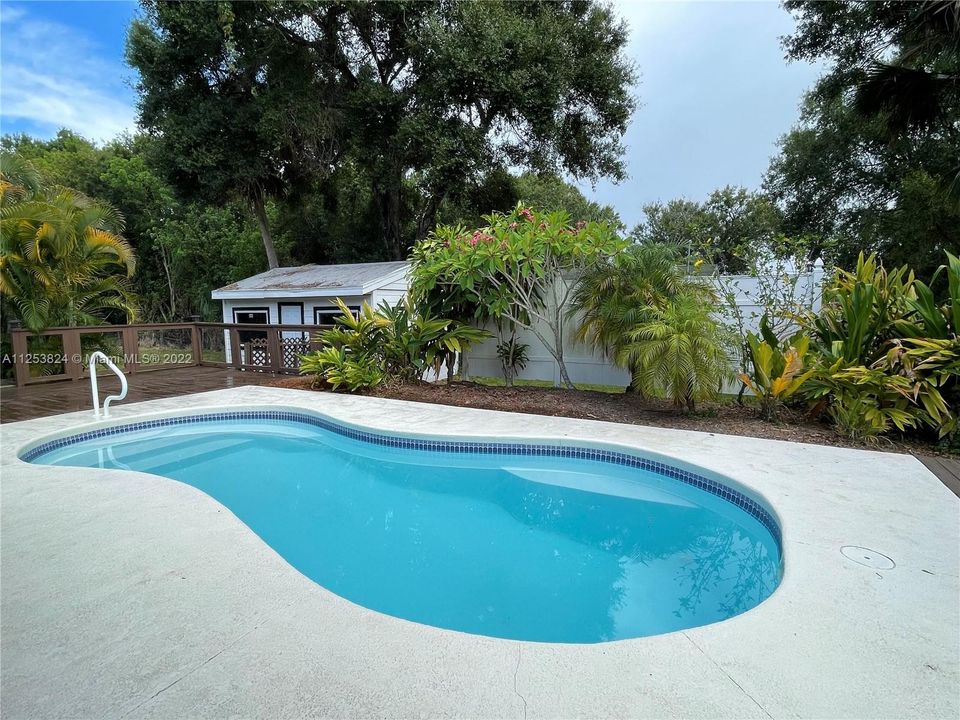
[463,260,826,389]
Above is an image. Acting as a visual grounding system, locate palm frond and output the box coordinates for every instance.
[1,170,139,330]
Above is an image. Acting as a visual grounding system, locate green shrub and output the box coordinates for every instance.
[414,204,625,389]
[807,252,914,366]
[377,297,489,382]
[299,298,488,392]
[739,316,815,421]
[803,251,959,442]
[897,251,959,340]
[496,337,529,386]
[571,241,719,397]
[300,346,385,392]
[805,363,925,441]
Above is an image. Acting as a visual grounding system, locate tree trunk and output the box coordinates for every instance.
[624,364,643,396]
[525,320,575,390]
[251,190,279,270]
[551,308,575,390]
[555,354,575,390]
[415,193,443,241]
[499,325,515,387]
[375,176,403,260]
[158,241,177,321]
[736,342,750,405]
[446,353,455,384]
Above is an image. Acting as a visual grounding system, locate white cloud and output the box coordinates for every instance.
[0,4,137,141]
[578,1,821,226]
[0,4,26,24]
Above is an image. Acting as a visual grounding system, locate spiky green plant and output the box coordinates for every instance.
[804,251,959,441]
[299,346,385,392]
[739,316,816,421]
[896,251,960,340]
[807,252,914,365]
[376,296,488,381]
[496,337,529,386]
[299,297,488,391]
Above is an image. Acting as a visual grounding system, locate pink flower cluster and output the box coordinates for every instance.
[518,207,534,222]
[468,230,494,246]
[575,220,587,230]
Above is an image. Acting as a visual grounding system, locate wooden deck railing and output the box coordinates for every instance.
[9,321,331,387]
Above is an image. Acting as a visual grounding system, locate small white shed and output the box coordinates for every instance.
[211,261,411,328]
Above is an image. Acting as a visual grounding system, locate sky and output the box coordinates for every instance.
[0,0,821,229]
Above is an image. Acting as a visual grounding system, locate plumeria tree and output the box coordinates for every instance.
[412,205,626,389]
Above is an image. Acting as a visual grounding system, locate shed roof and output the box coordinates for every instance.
[211,261,409,299]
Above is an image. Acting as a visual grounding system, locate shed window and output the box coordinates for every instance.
[314,306,360,326]
[232,307,269,343]
[234,309,268,324]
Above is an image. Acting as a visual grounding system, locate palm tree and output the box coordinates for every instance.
[852,1,960,203]
[0,153,42,199]
[573,242,716,395]
[573,242,686,356]
[853,1,959,134]
[1,154,138,332]
[615,292,733,411]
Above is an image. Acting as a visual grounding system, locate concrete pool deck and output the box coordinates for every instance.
[1,385,957,719]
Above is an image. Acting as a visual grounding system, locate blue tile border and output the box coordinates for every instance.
[21,409,781,549]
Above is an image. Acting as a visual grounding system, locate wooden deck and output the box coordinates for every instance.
[0,366,282,423]
[914,454,960,499]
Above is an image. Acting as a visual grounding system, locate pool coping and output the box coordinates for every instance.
[1,385,958,719]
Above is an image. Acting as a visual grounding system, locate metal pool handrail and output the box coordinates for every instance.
[88,351,128,419]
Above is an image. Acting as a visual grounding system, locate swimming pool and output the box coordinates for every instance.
[24,409,782,643]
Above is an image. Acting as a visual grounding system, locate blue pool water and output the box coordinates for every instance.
[27,413,782,643]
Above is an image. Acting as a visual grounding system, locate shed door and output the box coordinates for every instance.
[232,307,269,367]
[279,303,305,340]
[279,302,307,367]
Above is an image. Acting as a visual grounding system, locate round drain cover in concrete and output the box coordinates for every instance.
[841,545,895,569]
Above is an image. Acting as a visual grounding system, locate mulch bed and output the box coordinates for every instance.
[267,376,955,457]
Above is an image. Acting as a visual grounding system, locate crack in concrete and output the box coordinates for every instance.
[117,603,291,719]
[513,645,528,720]
[682,632,774,719]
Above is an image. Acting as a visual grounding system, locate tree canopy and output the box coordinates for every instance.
[767,0,960,279]
[2,131,272,322]
[1,126,618,324]
[127,0,339,268]
[631,187,783,273]
[783,1,959,137]
[129,0,636,262]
